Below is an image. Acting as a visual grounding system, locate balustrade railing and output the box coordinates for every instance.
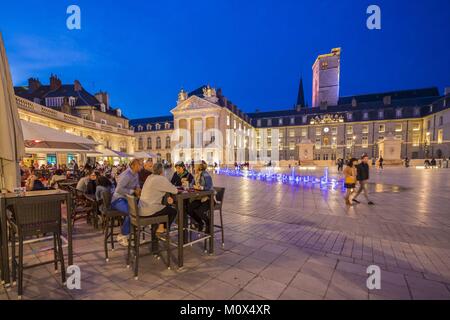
[15,95,134,136]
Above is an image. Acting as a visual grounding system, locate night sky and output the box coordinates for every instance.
[1,0,449,119]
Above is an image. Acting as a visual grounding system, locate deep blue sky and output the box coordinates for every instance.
[1,0,449,119]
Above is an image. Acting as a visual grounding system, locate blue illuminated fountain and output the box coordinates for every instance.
[215,166,345,190]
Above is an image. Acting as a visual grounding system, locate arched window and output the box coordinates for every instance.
[165,136,171,149]
[138,125,143,132]
[156,137,161,149]
[156,123,161,130]
[138,137,143,150]
[146,124,152,131]
[147,137,152,150]
[165,122,170,129]
[120,141,127,153]
[116,109,122,117]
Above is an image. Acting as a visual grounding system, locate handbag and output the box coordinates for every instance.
[345,175,356,184]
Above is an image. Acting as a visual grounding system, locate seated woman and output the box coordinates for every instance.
[187,162,214,232]
[86,171,100,195]
[25,169,47,191]
[170,161,193,187]
[139,163,178,233]
[95,175,113,201]
[49,169,66,188]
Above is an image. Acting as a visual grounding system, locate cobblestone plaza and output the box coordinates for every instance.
[1,167,449,300]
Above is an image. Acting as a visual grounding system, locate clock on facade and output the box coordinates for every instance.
[324,127,330,133]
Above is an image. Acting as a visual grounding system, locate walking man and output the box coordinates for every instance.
[353,154,375,205]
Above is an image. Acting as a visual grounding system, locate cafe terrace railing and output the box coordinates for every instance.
[15,95,134,136]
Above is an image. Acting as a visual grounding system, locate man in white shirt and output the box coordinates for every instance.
[76,171,92,193]
[140,163,178,232]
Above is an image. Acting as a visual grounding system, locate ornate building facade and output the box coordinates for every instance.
[14,75,135,165]
[131,85,254,165]
[131,49,450,166]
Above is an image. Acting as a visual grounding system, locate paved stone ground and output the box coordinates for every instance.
[1,167,450,300]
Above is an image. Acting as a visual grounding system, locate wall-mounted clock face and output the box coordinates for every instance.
[324,127,330,133]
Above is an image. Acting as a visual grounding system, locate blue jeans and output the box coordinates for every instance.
[111,198,130,235]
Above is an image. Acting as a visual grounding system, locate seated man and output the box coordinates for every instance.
[140,163,178,233]
[111,159,142,246]
[138,159,153,188]
[76,171,92,193]
[170,161,193,187]
[49,169,66,188]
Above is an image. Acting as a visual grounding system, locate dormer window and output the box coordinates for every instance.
[116,109,122,117]
[155,123,161,130]
[302,115,308,124]
[347,112,353,121]
[256,119,261,127]
[414,107,420,116]
[363,112,369,120]
[138,125,143,132]
[378,110,384,119]
[396,109,402,118]
[146,124,152,131]
[290,117,295,125]
[69,97,76,107]
[165,122,170,129]
[267,119,272,126]
[130,126,134,131]
[279,118,283,125]
[100,104,106,112]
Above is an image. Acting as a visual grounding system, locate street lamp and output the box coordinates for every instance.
[424,132,431,158]
[351,135,356,157]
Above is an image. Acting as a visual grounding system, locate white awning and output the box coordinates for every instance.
[21,120,97,145]
[87,148,131,158]
[25,141,94,153]
[132,151,157,159]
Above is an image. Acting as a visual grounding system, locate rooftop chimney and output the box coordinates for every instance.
[95,91,110,109]
[61,96,72,115]
[74,80,82,92]
[49,74,62,90]
[28,78,41,92]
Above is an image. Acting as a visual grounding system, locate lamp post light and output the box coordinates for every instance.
[424,132,431,158]
[351,135,356,157]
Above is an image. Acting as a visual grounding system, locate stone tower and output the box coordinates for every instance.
[312,48,341,108]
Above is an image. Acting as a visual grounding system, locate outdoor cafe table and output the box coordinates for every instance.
[83,193,99,229]
[0,189,74,286]
[58,180,78,189]
[175,189,215,268]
